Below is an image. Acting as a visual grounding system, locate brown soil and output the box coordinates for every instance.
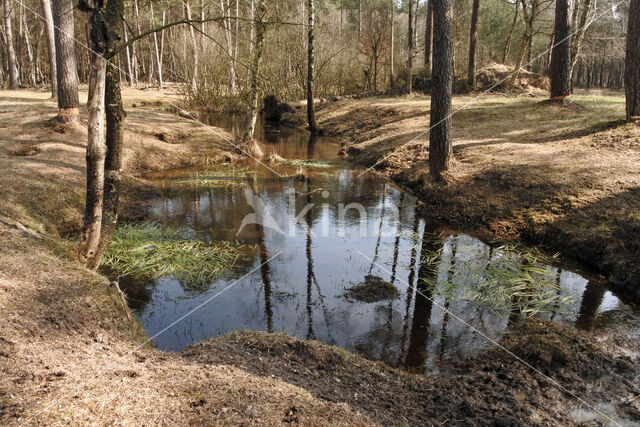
[315,95,640,295]
[1,88,639,425]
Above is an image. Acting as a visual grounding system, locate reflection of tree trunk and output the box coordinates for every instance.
[439,237,456,361]
[390,193,405,283]
[368,183,387,275]
[399,212,421,364]
[575,281,606,331]
[305,174,315,339]
[404,224,441,372]
[255,219,273,332]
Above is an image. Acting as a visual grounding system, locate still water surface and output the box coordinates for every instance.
[120,115,637,373]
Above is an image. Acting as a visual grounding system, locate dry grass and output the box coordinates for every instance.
[0,88,370,425]
[316,94,640,289]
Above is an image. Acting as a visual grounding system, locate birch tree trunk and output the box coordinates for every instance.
[22,9,37,86]
[123,20,132,86]
[220,0,236,92]
[429,0,453,181]
[570,0,593,79]
[183,0,198,89]
[307,0,319,133]
[3,0,19,89]
[242,0,266,157]
[52,0,79,122]
[81,28,107,264]
[41,0,57,96]
[150,1,163,89]
[390,0,395,86]
[626,0,640,120]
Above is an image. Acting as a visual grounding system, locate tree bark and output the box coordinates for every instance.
[407,0,413,93]
[390,0,395,86]
[41,0,57,96]
[626,0,640,120]
[52,0,79,122]
[549,0,572,103]
[467,0,479,89]
[502,0,519,63]
[89,0,127,269]
[429,0,453,180]
[183,0,198,90]
[570,0,592,79]
[22,9,37,86]
[150,2,163,89]
[81,7,107,264]
[3,0,19,89]
[243,0,265,154]
[307,0,319,133]
[424,0,432,71]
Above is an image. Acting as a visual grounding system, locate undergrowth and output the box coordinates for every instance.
[102,222,239,284]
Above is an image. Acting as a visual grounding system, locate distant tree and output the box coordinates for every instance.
[424,0,433,71]
[41,0,58,97]
[359,4,391,93]
[626,0,640,120]
[406,0,414,93]
[549,0,572,103]
[502,0,519,63]
[467,0,479,89]
[429,0,453,180]
[52,0,79,122]
[307,0,320,133]
[2,0,19,89]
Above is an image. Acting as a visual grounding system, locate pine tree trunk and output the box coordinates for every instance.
[307,0,319,133]
[424,0,432,71]
[40,0,57,96]
[549,0,572,103]
[3,0,19,89]
[52,0,79,122]
[407,0,413,93]
[429,0,453,181]
[467,0,479,89]
[626,0,640,120]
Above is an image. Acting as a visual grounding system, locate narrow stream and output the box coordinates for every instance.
[120,115,638,374]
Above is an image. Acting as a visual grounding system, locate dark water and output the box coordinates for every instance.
[121,115,638,373]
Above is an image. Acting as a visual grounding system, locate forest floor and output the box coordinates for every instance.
[314,94,640,294]
[0,88,639,425]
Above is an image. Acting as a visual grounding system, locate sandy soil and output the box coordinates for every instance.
[1,89,638,425]
[314,95,640,295]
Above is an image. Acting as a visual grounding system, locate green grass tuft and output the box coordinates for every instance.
[102,222,239,284]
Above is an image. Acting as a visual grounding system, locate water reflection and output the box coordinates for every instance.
[120,122,639,374]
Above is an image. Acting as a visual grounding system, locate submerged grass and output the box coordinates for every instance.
[419,236,575,317]
[280,159,335,169]
[102,222,239,284]
[172,165,255,187]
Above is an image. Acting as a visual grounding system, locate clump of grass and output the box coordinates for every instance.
[420,238,575,317]
[280,159,335,169]
[102,222,238,284]
[345,275,400,302]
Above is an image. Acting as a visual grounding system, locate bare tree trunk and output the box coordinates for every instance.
[123,19,132,86]
[407,0,413,93]
[41,0,57,96]
[81,8,107,264]
[424,0,432,71]
[549,0,572,103]
[467,0,479,89]
[390,0,395,86]
[150,2,163,89]
[358,0,362,40]
[132,0,141,84]
[52,0,79,122]
[307,0,319,133]
[429,0,453,180]
[22,9,36,86]
[626,0,640,120]
[220,0,236,92]
[183,0,198,89]
[243,0,265,155]
[502,0,519,63]
[91,0,127,269]
[570,0,593,78]
[3,0,19,88]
